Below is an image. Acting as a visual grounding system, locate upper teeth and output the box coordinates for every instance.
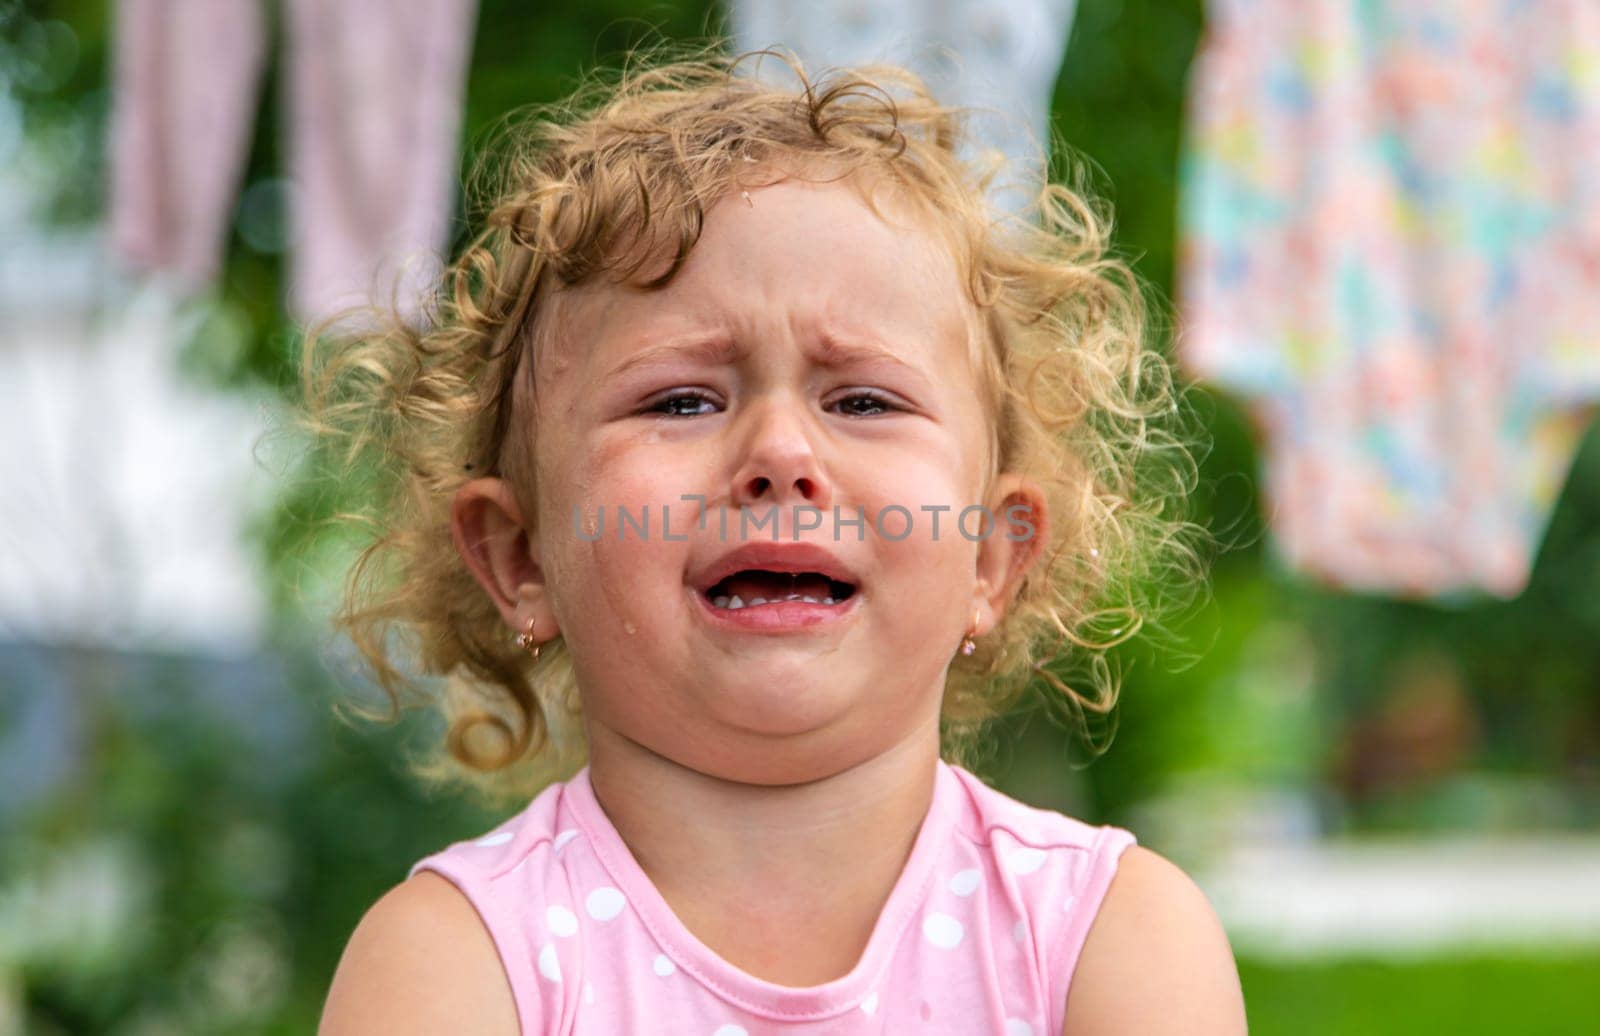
[711,593,836,609]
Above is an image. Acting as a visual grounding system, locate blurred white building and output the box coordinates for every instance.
[0,84,276,658]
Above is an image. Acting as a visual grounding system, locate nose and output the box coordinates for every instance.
[728,392,833,515]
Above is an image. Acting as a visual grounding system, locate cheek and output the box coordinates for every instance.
[853,451,973,525]
[581,427,708,501]
[548,443,698,597]
[855,459,980,584]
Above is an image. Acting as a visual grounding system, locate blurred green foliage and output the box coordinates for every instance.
[6,0,1599,1031]
[1237,953,1600,1035]
[0,637,503,1032]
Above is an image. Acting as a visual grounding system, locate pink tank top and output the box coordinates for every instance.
[409,761,1137,1034]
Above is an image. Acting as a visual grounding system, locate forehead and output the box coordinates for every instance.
[533,174,978,383]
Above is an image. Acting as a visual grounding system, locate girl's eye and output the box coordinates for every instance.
[831,391,897,417]
[647,391,720,417]
[644,389,899,418]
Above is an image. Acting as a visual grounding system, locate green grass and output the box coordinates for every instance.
[1238,953,1600,1035]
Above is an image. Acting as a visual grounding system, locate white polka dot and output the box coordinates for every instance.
[1006,1020,1034,1036]
[553,829,580,853]
[1013,920,1028,944]
[546,905,578,937]
[1007,847,1047,875]
[1061,893,1078,913]
[948,868,981,897]
[538,943,562,983]
[922,912,964,949]
[653,954,676,977]
[712,1026,748,1036]
[860,991,879,1016]
[586,886,626,921]
[475,831,513,847]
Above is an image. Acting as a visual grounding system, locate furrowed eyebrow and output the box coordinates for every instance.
[601,329,932,391]
[603,336,744,380]
[812,332,930,388]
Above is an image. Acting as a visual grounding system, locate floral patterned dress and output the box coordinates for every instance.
[1178,0,1600,599]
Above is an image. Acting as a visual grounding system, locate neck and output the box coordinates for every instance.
[586,719,941,986]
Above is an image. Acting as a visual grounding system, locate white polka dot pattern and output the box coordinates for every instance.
[949,868,981,896]
[585,886,626,921]
[537,943,561,983]
[546,904,578,937]
[922,912,964,949]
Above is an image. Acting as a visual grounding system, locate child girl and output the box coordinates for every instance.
[310,51,1245,1035]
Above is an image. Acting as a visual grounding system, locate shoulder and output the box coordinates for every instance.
[1061,845,1248,1036]
[319,871,521,1036]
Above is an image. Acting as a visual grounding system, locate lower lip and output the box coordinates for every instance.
[691,589,859,631]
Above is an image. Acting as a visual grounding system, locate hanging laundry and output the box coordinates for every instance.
[731,0,1078,215]
[108,0,268,293]
[106,0,479,327]
[1178,0,1600,600]
[282,0,477,326]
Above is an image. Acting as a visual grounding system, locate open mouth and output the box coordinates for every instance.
[700,570,858,610]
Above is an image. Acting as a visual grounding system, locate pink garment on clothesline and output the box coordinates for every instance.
[107,0,478,327]
[108,0,267,293]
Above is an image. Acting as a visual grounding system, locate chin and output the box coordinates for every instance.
[705,680,858,740]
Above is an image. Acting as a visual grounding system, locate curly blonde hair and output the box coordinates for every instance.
[300,47,1204,806]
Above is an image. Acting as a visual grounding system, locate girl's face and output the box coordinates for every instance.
[521,176,1042,784]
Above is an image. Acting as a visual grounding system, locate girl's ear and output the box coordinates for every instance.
[970,474,1050,635]
[450,478,559,640]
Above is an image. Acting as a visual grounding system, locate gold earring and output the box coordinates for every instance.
[960,609,979,656]
[515,617,541,661]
